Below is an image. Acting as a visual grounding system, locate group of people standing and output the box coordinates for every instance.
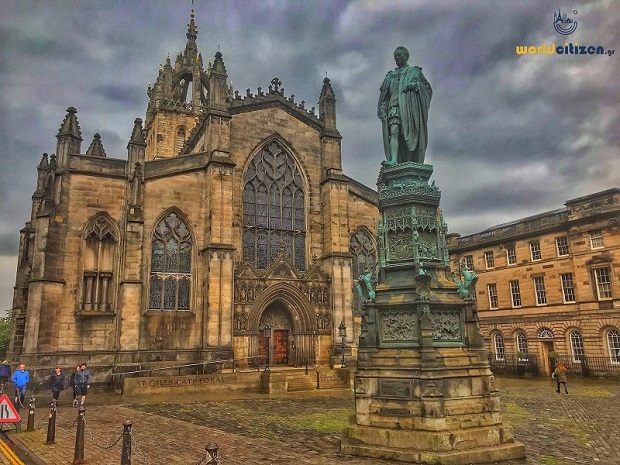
[0,360,90,406]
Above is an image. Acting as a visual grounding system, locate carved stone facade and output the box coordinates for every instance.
[9,12,379,376]
[447,188,620,374]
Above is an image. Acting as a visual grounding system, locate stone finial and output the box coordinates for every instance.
[129,118,146,145]
[57,106,83,139]
[187,9,198,41]
[38,153,49,170]
[320,76,336,100]
[212,51,227,74]
[85,133,107,158]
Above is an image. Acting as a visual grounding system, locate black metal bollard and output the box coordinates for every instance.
[26,395,36,432]
[13,391,20,414]
[46,400,57,444]
[73,406,86,465]
[206,443,219,464]
[120,420,132,465]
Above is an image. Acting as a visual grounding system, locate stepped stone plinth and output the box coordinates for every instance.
[341,162,525,464]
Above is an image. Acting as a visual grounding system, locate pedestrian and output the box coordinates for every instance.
[49,366,65,402]
[74,363,91,407]
[553,362,569,394]
[70,365,80,407]
[0,360,11,393]
[11,363,29,406]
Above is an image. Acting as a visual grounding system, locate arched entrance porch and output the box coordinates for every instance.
[249,283,316,367]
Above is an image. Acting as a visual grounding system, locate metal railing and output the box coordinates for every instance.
[551,355,620,378]
[302,356,322,389]
[487,353,541,376]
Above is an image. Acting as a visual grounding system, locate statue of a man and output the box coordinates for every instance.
[378,46,432,166]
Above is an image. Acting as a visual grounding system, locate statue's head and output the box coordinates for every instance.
[394,46,410,67]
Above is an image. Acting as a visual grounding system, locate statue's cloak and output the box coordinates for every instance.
[378,65,432,163]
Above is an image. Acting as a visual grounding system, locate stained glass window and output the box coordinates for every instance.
[149,212,192,311]
[242,142,306,270]
[350,228,377,314]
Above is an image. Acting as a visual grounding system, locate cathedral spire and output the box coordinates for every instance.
[184,9,198,63]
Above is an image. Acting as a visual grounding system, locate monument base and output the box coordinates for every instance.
[341,425,526,464]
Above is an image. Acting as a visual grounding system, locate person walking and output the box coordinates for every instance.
[0,360,11,393]
[74,363,91,407]
[553,362,569,394]
[11,364,29,406]
[49,366,65,402]
[70,364,80,407]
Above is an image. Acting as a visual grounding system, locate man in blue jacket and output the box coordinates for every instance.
[12,364,29,406]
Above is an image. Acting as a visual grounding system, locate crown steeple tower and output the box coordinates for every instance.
[145,9,210,160]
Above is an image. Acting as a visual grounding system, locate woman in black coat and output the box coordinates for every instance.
[49,367,65,401]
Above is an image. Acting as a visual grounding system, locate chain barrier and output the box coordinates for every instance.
[82,416,124,450]
[193,455,208,465]
[131,431,155,465]
[55,408,79,429]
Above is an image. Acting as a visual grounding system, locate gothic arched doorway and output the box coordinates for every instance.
[259,300,294,366]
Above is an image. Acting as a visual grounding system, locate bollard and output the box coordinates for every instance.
[73,406,86,465]
[26,395,36,432]
[205,442,219,464]
[120,420,132,465]
[46,400,57,444]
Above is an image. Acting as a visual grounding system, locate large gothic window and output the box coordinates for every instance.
[243,142,306,270]
[81,214,118,312]
[350,228,377,314]
[149,212,192,311]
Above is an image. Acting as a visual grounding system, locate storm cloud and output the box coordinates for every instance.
[0,0,618,311]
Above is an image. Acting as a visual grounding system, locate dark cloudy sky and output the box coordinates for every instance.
[1,0,618,311]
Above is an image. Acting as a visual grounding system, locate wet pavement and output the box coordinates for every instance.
[4,376,620,464]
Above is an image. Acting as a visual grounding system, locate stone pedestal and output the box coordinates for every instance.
[341,163,525,464]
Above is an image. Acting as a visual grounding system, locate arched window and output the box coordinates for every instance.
[516,331,528,358]
[149,212,192,311]
[607,329,620,363]
[569,330,585,362]
[493,333,505,361]
[242,142,305,270]
[350,228,377,314]
[81,214,118,312]
[537,327,554,339]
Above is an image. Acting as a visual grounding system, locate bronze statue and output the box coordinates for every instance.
[378,46,432,166]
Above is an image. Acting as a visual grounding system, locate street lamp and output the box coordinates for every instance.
[338,321,347,368]
[264,323,272,371]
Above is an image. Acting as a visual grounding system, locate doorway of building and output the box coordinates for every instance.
[541,340,555,374]
[273,330,288,365]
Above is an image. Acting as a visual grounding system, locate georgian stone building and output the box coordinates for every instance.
[447,188,620,373]
[10,12,379,375]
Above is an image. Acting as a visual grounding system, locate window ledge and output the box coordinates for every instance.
[144,310,195,316]
[76,311,116,317]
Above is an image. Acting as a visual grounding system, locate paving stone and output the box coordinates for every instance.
[3,376,620,464]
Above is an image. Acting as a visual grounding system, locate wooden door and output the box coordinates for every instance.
[273,330,288,365]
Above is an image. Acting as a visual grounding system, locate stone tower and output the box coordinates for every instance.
[145,10,209,160]
[340,156,525,460]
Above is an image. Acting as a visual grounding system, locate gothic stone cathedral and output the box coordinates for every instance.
[9,12,379,378]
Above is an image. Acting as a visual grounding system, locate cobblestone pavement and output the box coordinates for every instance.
[5,376,620,464]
